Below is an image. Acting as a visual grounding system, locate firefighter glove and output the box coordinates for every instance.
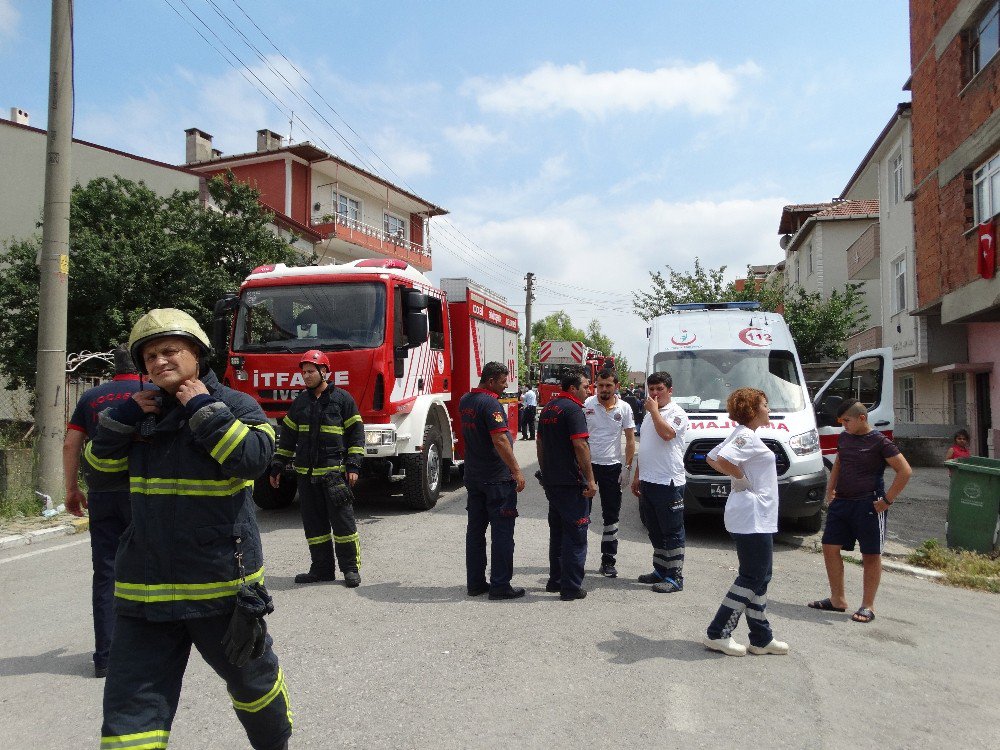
[222,582,274,667]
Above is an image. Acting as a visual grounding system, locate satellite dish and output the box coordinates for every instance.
[779,234,792,250]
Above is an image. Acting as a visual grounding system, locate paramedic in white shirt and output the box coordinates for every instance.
[630,371,689,594]
[583,368,636,578]
[520,384,538,440]
[702,387,789,658]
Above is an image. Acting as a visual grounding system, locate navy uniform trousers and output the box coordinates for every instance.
[591,463,622,566]
[298,475,361,576]
[544,484,591,595]
[101,613,292,750]
[638,480,686,584]
[88,490,131,672]
[465,478,517,590]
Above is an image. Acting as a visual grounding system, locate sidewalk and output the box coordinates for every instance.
[0,513,89,550]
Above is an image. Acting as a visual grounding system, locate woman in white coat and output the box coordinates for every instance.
[702,387,789,657]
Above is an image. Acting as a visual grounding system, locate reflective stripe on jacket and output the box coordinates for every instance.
[91,370,275,622]
[273,384,364,476]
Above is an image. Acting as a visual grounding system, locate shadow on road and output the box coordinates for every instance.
[0,648,92,678]
[596,630,719,664]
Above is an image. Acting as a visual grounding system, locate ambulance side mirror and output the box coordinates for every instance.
[814,394,842,428]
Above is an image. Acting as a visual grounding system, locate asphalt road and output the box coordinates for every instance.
[1,441,997,749]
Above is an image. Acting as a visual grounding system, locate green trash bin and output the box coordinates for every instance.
[945,457,1000,554]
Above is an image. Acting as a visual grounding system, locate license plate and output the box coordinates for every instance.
[710,483,730,497]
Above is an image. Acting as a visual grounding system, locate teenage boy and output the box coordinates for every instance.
[630,372,690,593]
[808,398,912,623]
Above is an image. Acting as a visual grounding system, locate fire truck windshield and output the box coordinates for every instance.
[233,283,387,352]
[539,363,582,385]
[651,349,805,413]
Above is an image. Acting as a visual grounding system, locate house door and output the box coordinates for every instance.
[975,372,992,456]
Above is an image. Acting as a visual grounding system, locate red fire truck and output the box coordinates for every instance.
[536,340,614,405]
[213,259,519,511]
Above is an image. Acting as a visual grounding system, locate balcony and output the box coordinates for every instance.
[846,326,883,356]
[847,223,880,280]
[311,208,432,271]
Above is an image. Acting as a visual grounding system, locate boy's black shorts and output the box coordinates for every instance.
[821,493,887,555]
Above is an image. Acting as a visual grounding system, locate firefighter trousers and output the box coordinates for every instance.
[101,612,292,750]
[297,474,361,574]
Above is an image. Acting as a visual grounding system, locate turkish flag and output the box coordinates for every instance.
[978,220,996,279]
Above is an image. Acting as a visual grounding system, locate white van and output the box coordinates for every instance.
[645,303,893,532]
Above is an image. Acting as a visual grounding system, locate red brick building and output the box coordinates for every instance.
[910,0,1000,456]
[182,128,446,272]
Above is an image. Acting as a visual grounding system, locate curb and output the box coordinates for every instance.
[775,532,945,581]
[0,517,90,551]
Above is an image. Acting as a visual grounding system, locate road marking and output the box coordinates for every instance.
[0,538,89,565]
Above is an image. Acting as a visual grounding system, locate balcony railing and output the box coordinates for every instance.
[311,206,431,260]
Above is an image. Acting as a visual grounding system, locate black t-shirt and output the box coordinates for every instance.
[459,388,512,483]
[67,375,145,492]
[538,392,589,486]
[835,430,901,498]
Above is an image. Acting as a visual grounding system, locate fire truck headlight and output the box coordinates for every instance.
[789,429,820,456]
[365,429,396,447]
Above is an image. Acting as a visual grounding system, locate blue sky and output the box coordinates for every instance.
[0,1,912,369]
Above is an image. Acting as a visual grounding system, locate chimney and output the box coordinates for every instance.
[256,128,284,152]
[9,107,29,125]
[184,127,213,164]
[211,148,222,160]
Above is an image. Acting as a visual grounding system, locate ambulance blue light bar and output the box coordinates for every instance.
[670,302,761,311]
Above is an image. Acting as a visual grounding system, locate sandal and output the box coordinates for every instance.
[851,607,875,623]
[807,598,846,612]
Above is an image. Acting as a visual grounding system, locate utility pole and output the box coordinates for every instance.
[34,0,74,506]
[523,272,535,384]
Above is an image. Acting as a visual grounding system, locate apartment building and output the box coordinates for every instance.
[909,0,1000,456]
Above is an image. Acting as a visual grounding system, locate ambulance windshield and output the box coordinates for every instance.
[233,283,386,352]
[652,349,805,413]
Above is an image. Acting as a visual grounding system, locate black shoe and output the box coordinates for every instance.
[560,589,588,601]
[637,572,662,584]
[599,563,618,578]
[344,571,361,588]
[544,579,561,593]
[467,583,490,597]
[294,571,336,584]
[94,665,108,679]
[488,586,526,600]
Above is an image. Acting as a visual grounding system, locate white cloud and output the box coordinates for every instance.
[0,0,19,42]
[433,194,787,368]
[465,61,761,118]
[443,123,507,157]
[371,128,433,179]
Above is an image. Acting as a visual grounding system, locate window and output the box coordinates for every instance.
[897,375,914,423]
[971,1,1000,77]
[794,257,800,285]
[973,151,1000,223]
[426,296,445,350]
[806,242,814,275]
[891,254,907,314]
[890,148,905,205]
[950,373,968,426]
[384,212,406,242]
[337,193,361,223]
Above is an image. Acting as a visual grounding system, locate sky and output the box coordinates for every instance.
[0,0,913,370]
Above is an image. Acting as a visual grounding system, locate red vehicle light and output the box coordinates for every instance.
[355,259,408,269]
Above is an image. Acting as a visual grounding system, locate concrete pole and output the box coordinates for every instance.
[34,0,74,506]
[523,272,535,384]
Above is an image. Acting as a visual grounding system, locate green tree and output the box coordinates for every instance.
[632,260,870,362]
[0,173,307,390]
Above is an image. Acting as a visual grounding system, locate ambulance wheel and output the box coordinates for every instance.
[402,425,442,510]
[253,475,296,510]
[797,510,824,533]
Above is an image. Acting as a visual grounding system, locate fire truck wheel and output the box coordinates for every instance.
[253,475,296,510]
[402,425,443,510]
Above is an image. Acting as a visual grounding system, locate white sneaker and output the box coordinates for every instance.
[702,635,747,656]
[748,639,789,655]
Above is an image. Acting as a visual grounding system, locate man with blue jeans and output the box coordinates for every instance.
[537,366,598,601]
[460,362,527,600]
[631,371,690,593]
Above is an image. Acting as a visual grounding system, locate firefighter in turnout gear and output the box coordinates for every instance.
[270,350,365,587]
[91,309,291,750]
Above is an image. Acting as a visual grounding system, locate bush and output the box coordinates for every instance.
[908,539,1000,593]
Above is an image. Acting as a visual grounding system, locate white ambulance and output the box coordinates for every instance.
[645,302,893,531]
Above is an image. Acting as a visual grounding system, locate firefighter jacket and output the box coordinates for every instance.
[272,383,364,477]
[91,369,276,622]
